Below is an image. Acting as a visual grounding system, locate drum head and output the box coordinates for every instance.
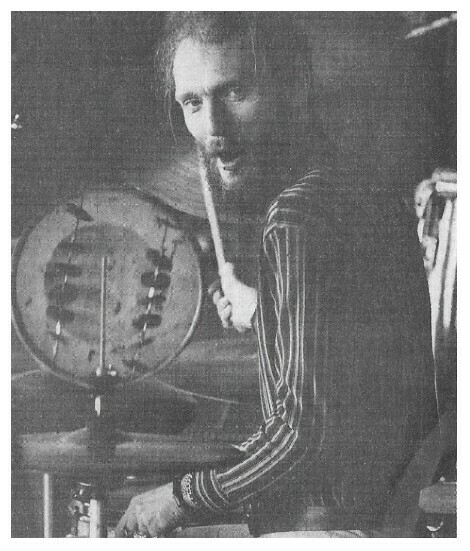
[12,188,202,389]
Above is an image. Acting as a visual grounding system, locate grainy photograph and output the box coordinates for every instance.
[11,10,457,538]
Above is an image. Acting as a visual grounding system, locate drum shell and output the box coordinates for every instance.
[11,187,202,388]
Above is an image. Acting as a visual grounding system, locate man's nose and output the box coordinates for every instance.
[204,98,226,137]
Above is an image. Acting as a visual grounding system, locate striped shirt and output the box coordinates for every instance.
[191,173,438,527]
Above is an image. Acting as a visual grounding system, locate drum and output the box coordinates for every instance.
[11,187,203,389]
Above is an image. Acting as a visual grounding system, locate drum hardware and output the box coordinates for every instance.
[66,482,111,538]
[24,258,165,537]
[146,248,173,271]
[132,313,162,330]
[46,256,113,537]
[12,184,259,398]
[11,187,203,387]
[80,256,116,537]
[17,428,243,537]
[43,473,53,538]
[67,482,93,538]
[140,271,171,288]
[13,187,252,537]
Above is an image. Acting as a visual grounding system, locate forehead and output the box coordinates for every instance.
[173,37,253,98]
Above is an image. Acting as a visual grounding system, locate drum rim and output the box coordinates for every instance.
[11,184,203,390]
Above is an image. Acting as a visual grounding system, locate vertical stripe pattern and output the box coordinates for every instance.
[192,175,328,512]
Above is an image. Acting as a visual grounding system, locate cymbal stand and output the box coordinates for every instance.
[88,256,111,537]
[41,257,112,537]
[42,472,53,537]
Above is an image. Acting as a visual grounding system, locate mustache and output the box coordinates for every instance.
[199,137,242,158]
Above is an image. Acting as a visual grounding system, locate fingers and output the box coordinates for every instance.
[215,294,232,328]
[212,289,233,328]
[212,289,222,306]
[219,307,232,329]
[135,503,150,536]
[214,292,229,310]
[114,484,182,538]
[115,510,135,537]
[218,302,232,329]
[207,278,222,299]
[115,511,151,538]
[114,515,127,537]
[115,498,141,537]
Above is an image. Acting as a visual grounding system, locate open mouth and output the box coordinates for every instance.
[217,150,243,170]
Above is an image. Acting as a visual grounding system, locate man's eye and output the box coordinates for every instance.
[227,88,246,102]
[183,98,202,111]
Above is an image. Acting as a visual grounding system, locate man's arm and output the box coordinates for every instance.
[189,222,324,511]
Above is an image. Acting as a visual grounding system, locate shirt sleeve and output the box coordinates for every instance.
[190,221,325,513]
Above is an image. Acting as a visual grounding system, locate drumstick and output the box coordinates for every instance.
[198,154,226,273]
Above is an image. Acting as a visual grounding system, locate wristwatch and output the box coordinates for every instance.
[173,473,199,511]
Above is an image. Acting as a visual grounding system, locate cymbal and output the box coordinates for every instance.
[136,137,264,224]
[155,335,259,403]
[15,428,244,477]
[12,369,196,435]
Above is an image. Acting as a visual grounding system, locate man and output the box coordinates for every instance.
[116,12,438,537]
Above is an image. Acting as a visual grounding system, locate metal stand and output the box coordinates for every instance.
[42,257,111,539]
[42,473,53,538]
[89,496,107,538]
[88,256,109,538]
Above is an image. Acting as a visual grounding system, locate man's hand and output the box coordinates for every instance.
[211,287,234,329]
[114,483,188,538]
[215,263,257,333]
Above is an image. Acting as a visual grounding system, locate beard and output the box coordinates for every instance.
[196,139,288,216]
